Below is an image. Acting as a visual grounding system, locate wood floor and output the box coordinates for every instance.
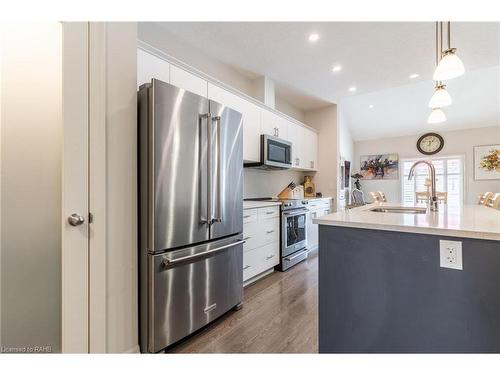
[167,253,318,353]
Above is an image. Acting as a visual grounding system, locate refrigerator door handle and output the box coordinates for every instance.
[161,239,245,267]
[211,115,223,224]
[199,113,211,225]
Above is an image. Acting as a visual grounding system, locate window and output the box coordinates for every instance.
[401,156,464,207]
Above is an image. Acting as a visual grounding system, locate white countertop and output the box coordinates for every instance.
[243,201,282,209]
[313,202,500,241]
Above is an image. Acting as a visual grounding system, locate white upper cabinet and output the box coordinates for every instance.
[304,130,318,171]
[287,121,304,168]
[207,83,261,163]
[137,49,170,89]
[169,64,208,98]
[261,109,288,140]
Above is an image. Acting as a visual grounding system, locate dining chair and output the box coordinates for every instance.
[377,191,387,202]
[369,191,382,202]
[478,192,494,206]
[485,193,500,209]
[436,191,448,204]
[415,191,429,203]
[351,189,366,206]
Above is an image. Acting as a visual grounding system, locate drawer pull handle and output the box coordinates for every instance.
[266,211,274,214]
[243,215,251,219]
[266,230,274,234]
[243,265,251,270]
[266,255,275,260]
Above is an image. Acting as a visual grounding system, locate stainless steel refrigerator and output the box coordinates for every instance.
[138,79,244,353]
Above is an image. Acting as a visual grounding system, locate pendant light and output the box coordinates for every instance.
[427,108,447,124]
[429,83,452,108]
[433,22,465,81]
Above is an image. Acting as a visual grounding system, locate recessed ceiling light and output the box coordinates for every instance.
[308,33,319,42]
[332,65,342,73]
[348,86,357,92]
[409,73,420,79]
[368,104,374,109]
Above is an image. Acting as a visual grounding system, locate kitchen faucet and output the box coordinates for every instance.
[408,160,438,211]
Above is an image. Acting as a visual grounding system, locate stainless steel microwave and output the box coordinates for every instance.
[244,134,292,170]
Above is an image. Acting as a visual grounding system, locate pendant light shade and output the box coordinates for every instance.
[427,108,447,124]
[433,48,465,81]
[428,84,452,108]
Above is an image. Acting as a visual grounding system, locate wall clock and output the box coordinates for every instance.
[417,133,444,155]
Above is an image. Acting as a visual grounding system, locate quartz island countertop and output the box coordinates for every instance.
[313,202,500,241]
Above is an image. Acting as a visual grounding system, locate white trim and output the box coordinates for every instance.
[137,40,319,134]
[62,22,90,353]
[88,22,108,353]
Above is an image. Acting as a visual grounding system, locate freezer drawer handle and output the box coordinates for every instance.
[284,250,308,262]
[162,239,245,267]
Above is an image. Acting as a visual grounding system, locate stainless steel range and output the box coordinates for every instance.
[279,199,309,271]
[245,198,309,271]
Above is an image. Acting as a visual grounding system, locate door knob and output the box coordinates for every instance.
[68,213,85,226]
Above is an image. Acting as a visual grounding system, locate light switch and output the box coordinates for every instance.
[439,240,463,270]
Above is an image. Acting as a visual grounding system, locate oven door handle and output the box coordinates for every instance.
[162,240,245,267]
[283,209,309,216]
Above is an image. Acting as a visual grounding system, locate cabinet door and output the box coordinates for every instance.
[207,83,261,162]
[170,65,207,97]
[261,109,288,140]
[137,49,170,89]
[287,121,303,169]
[303,129,318,171]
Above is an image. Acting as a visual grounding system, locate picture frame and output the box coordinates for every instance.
[473,144,500,180]
[359,153,399,180]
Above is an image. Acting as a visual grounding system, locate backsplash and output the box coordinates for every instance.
[244,168,311,199]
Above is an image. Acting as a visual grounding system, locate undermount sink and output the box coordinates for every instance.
[369,206,427,214]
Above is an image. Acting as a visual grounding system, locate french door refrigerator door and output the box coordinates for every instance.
[149,79,210,252]
[208,100,243,240]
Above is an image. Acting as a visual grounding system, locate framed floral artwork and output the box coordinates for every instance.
[474,144,500,180]
[359,153,399,180]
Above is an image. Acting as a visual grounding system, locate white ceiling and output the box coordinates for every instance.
[145,22,500,139]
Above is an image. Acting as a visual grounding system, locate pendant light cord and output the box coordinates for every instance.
[447,22,451,50]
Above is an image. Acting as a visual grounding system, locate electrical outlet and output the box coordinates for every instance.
[440,240,463,270]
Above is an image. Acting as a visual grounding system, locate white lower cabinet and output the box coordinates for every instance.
[242,206,280,284]
[306,199,332,251]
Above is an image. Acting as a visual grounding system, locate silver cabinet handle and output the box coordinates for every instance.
[68,213,85,226]
[243,236,251,241]
[266,230,274,234]
[243,215,251,219]
[266,211,274,215]
[266,254,275,260]
[243,265,250,270]
[162,239,245,267]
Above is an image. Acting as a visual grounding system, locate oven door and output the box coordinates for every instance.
[263,134,292,169]
[282,209,307,257]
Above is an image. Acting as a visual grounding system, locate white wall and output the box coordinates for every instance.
[353,125,500,204]
[337,104,354,207]
[304,105,338,202]
[1,23,62,352]
[275,96,305,123]
[104,23,138,353]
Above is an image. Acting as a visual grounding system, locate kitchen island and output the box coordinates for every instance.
[314,203,500,353]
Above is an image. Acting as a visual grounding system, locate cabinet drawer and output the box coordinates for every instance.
[243,209,258,224]
[243,218,279,251]
[258,206,280,219]
[243,242,279,281]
